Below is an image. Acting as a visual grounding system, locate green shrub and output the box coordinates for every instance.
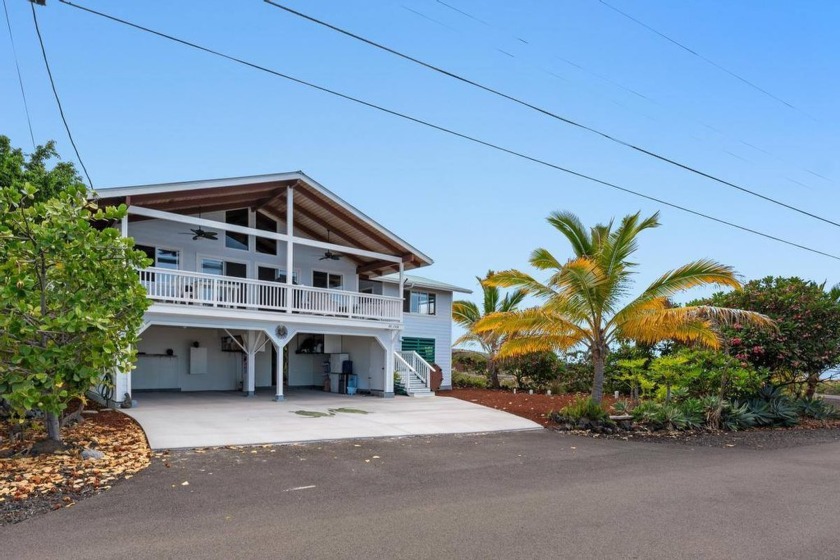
[453,350,488,375]
[678,398,705,429]
[796,397,838,420]
[502,351,559,391]
[721,401,757,431]
[452,372,488,389]
[611,400,631,415]
[631,401,690,430]
[559,397,609,422]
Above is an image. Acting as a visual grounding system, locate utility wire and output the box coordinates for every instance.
[31,2,93,187]
[56,0,840,262]
[596,0,805,115]
[263,1,840,230]
[3,0,35,149]
[425,0,833,184]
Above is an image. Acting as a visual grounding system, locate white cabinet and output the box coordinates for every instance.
[323,335,342,354]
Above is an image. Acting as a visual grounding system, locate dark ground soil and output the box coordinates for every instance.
[444,388,617,426]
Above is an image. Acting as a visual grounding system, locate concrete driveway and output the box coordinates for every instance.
[121,390,541,448]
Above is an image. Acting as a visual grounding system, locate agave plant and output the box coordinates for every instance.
[475,211,774,403]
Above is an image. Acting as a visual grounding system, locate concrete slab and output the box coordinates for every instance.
[121,390,542,449]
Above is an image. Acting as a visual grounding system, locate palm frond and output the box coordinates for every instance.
[601,211,659,276]
[485,270,555,298]
[688,305,776,330]
[641,259,741,300]
[479,277,500,315]
[529,247,563,271]
[452,300,481,328]
[616,305,774,349]
[500,288,527,312]
[496,333,586,358]
[546,211,591,257]
[474,308,587,339]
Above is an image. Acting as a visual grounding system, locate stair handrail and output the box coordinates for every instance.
[394,352,417,394]
[397,350,431,387]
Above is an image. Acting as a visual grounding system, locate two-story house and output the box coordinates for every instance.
[97,172,470,403]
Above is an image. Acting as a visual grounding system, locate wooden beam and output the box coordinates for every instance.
[356,255,410,275]
[284,202,359,247]
[294,187,405,255]
[139,192,265,213]
[251,187,287,213]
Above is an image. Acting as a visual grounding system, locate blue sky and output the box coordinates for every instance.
[2,0,839,310]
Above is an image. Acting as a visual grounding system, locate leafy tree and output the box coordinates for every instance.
[500,351,558,390]
[474,210,772,403]
[704,277,840,398]
[452,271,525,389]
[614,357,649,400]
[648,354,692,402]
[0,136,80,202]
[0,138,150,442]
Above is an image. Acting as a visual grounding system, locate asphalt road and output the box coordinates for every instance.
[2,430,838,560]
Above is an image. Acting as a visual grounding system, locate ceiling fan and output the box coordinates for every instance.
[181,226,218,241]
[319,230,342,261]
[180,211,218,241]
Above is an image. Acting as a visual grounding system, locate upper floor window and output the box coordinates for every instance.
[403,290,436,315]
[136,245,179,270]
[313,271,343,290]
[255,212,278,255]
[225,209,249,250]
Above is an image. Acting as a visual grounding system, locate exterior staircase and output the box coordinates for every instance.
[394,350,435,397]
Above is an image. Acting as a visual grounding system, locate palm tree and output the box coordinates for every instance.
[474,211,773,403]
[452,271,526,389]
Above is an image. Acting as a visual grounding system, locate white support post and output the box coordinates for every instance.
[398,261,405,322]
[244,330,257,397]
[286,185,294,312]
[273,342,285,402]
[121,213,128,237]
[383,330,397,398]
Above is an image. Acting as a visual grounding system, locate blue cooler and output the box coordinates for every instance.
[346,374,358,395]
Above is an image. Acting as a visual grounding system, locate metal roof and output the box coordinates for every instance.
[96,172,433,275]
[375,273,472,294]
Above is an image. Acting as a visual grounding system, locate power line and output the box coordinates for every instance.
[423,0,833,185]
[3,0,35,149]
[596,0,806,116]
[56,0,840,262]
[263,1,840,230]
[31,1,93,187]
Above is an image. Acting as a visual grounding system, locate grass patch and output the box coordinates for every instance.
[291,410,334,418]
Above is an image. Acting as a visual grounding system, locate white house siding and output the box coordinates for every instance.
[128,213,359,291]
[133,326,273,392]
[382,284,455,389]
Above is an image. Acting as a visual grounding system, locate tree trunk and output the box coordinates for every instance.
[591,345,606,404]
[488,359,500,390]
[46,411,61,442]
[805,374,819,399]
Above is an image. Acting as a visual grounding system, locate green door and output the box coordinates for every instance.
[402,337,435,364]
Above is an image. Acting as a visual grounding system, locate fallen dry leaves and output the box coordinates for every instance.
[0,410,150,508]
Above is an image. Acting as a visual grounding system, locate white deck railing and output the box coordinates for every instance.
[139,267,402,322]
